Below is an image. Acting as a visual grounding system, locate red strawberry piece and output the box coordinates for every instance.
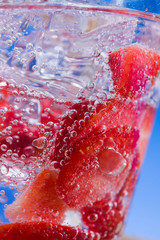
[53,97,143,169]
[0,222,100,240]
[5,168,69,223]
[0,95,41,164]
[0,119,40,159]
[56,126,139,209]
[53,98,99,168]
[108,44,160,99]
[81,198,125,239]
[0,119,39,163]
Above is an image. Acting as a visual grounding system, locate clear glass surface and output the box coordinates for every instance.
[0,2,160,240]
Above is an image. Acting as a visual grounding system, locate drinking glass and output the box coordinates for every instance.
[0,1,160,239]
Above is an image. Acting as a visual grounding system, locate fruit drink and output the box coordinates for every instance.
[0,2,160,240]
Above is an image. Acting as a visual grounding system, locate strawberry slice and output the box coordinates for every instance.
[0,94,42,166]
[5,168,69,223]
[0,102,40,163]
[53,98,95,168]
[0,222,100,240]
[56,126,139,209]
[53,97,143,169]
[108,44,160,99]
[81,197,124,239]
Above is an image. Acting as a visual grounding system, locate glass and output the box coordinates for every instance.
[0,1,160,239]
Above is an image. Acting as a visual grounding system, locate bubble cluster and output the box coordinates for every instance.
[0,82,69,191]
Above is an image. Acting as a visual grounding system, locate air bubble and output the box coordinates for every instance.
[21,58,26,64]
[87,213,98,222]
[53,211,59,217]
[12,90,18,96]
[84,115,90,122]
[64,150,71,158]
[44,108,50,113]
[19,91,25,96]
[0,195,8,204]
[22,97,27,103]
[0,109,5,117]
[14,136,20,142]
[29,102,35,107]
[14,97,21,103]
[6,126,12,131]
[16,32,22,38]
[41,63,47,69]
[12,119,18,125]
[32,65,38,71]
[51,161,60,169]
[32,137,47,149]
[14,193,19,199]
[1,144,7,152]
[59,194,65,200]
[47,121,54,129]
[87,83,95,90]
[1,165,8,175]
[60,159,65,167]
[63,137,68,143]
[16,183,25,191]
[21,154,26,160]
[70,131,77,138]
[24,129,28,133]
[8,182,16,189]
[79,119,85,127]
[6,137,13,145]
[29,108,36,113]
[26,43,33,51]
[99,148,127,176]
[1,153,7,159]
[7,149,12,156]
[0,190,5,195]
[59,129,64,136]
[23,146,35,157]
[6,39,13,46]
[11,153,19,160]
[37,47,42,52]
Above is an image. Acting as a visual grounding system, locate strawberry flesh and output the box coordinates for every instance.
[53,97,143,169]
[56,126,139,209]
[81,197,124,240]
[5,168,69,223]
[0,222,100,240]
[108,44,160,99]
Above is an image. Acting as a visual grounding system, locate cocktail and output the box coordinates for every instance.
[0,1,160,239]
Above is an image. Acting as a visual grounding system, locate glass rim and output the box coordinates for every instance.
[0,2,160,23]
